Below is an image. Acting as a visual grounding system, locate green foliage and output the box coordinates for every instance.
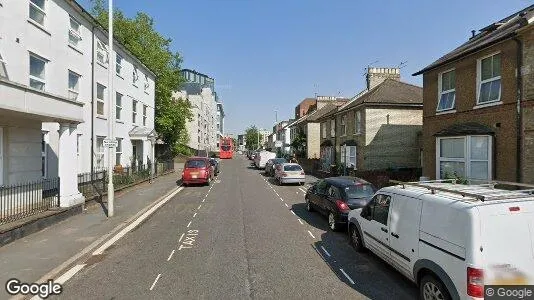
[245,126,260,150]
[290,130,306,157]
[174,143,194,156]
[443,171,469,185]
[90,1,192,155]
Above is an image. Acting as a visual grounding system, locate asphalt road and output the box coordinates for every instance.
[54,155,418,299]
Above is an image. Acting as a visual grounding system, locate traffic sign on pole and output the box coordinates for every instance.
[103,139,118,148]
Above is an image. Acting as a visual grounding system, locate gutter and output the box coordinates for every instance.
[513,37,523,182]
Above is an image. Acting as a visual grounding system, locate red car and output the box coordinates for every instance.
[181,157,214,186]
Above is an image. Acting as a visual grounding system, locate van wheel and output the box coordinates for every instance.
[328,212,339,231]
[420,275,451,300]
[349,225,364,252]
[306,198,314,212]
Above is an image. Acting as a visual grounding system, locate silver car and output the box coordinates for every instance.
[274,163,305,185]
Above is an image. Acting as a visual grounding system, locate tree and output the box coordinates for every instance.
[290,129,307,157]
[90,1,192,155]
[245,126,260,150]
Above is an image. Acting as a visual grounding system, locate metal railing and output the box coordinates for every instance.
[1,177,60,225]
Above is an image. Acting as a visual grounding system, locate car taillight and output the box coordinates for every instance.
[467,267,484,298]
[336,200,350,213]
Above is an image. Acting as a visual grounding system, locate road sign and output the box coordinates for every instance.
[103,139,118,148]
[275,141,283,148]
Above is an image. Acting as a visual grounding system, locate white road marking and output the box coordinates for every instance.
[150,273,162,291]
[92,187,184,255]
[298,187,306,193]
[298,219,304,225]
[290,210,296,215]
[193,213,197,218]
[284,203,289,208]
[187,221,192,228]
[320,246,331,257]
[167,250,175,261]
[178,233,185,243]
[197,204,202,210]
[202,199,205,202]
[55,264,86,285]
[340,269,355,285]
[296,191,298,194]
[279,197,284,201]
[307,230,316,239]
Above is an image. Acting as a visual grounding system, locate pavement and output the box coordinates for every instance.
[0,163,184,300]
[33,156,418,300]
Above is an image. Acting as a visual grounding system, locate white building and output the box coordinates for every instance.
[0,0,155,207]
[216,100,225,144]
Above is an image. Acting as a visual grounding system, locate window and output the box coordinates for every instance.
[327,186,341,198]
[96,136,105,169]
[76,134,81,156]
[29,0,46,26]
[438,70,456,111]
[68,70,80,100]
[322,122,326,138]
[115,92,122,120]
[341,115,347,135]
[437,136,491,180]
[478,53,501,104]
[330,119,335,137]
[96,40,108,65]
[96,83,105,116]
[41,131,48,178]
[144,74,149,93]
[29,53,46,91]
[132,100,137,123]
[116,54,123,76]
[68,17,82,48]
[143,105,147,126]
[115,138,122,166]
[132,67,139,86]
[1,52,8,79]
[341,146,357,169]
[356,111,362,134]
[369,194,391,226]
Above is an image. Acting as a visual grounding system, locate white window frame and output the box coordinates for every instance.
[29,0,46,27]
[68,70,80,101]
[115,92,122,120]
[436,68,456,112]
[132,99,138,123]
[436,135,492,180]
[96,136,105,170]
[330,119,335,137]
[41,131,48,178]
[116,54,123,76]
[143,105,147,126]
[341,145,357,170]
[29,53,47,91]
[0,51,8,79]
[96,83,106,116]
[115,138,122,166]
[132,67,139,86]
[477,52,502,105]
[355,111,362,134]
[68,16,82,49]
[96,39,108,65]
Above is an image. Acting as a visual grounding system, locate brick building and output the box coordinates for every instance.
[413,4,534,183]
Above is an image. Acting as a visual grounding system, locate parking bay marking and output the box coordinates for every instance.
[307,230,316,239]
[178,230,199,250]
[150,274,162,291]
[320,246,331,257]
[340,269,355,285]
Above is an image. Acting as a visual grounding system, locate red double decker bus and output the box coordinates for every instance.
[219,137,234,159]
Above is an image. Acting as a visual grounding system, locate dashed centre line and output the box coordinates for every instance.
[167,250,175,261]
[149,274,162,291]
[197,204,202,210]
[178,233,185,242]
[284,203,289,208]
[187,221,192,228]
[307,230,316,239]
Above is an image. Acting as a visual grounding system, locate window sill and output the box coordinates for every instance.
[473,101,502,110]
[96,115,107,120]
[116,120,124,124]
[116,73,124,79]
[436,109,457,115]
[144,91,149,95]
[68,44,83,55]
[354,132,362,136]
[97,61,108,69]
[27,19,51,36]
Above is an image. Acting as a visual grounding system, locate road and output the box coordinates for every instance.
[54,156,418,299]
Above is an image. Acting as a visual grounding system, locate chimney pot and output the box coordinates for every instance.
[471,30,476,38]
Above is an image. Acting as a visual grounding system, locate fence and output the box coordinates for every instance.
[0,177,60,225]
[78,160,175,201]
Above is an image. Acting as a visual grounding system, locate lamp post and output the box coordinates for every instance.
[106,0,115,217]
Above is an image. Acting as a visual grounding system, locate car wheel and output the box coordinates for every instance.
[328,212,339,231]
[420,275,451,300]
[349,224,365,252]
[305,198,314,212]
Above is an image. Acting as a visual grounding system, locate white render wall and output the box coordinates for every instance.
[1,0,158,175]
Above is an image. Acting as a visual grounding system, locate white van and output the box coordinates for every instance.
[347,180,534,300]
[254,151,276,169]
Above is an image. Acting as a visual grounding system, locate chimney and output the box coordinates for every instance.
[366,67,401,90]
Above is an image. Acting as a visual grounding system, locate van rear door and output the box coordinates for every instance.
[479,200,534,285]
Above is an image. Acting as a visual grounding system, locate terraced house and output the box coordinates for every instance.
[413,4,534,183]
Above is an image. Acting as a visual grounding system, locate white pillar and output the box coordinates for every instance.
[58,123,84,207]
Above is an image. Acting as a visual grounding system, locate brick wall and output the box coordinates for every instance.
[522,27,534,183]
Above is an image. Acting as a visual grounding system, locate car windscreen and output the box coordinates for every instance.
[345,184,375,198]
[273,158,287,164]
[186,160,206,168]
[284,165,302,171]
[221,146,231,151]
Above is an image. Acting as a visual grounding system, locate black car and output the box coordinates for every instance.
[305,177,376,231]
[209,158,220,176]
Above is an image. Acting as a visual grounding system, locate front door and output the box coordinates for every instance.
[360,194,392,261]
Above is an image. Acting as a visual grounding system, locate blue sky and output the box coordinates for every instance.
[79,0,530,135]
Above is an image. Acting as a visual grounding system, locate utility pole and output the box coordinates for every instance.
[275,110,278,123]
[107,0,115,217]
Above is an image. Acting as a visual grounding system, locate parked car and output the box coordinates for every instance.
[254,151,276,169]
[265,158,287,176]
[209,158,220,176]
[181,157,214,186]
[347,181,534,300]
[274,163,305,186]
[305,177,376,231]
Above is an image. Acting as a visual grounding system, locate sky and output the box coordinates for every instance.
[79,0,531,136]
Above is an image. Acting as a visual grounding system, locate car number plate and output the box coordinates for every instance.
[191,175,197,179]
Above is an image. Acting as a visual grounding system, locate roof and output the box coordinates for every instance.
[129,127,156,137]
[324,176,373,187]
[287,110,317,128]
[307,103,343,122]
[339,79,422,112]
[413,5,534,76]
[434,122,495,137]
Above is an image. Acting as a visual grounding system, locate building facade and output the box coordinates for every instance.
[216,100,225,145]
[414,5,534,183]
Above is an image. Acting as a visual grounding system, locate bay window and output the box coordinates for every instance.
[330,119,335,137]
[437,136,492,180]
[355,111,361,134]
[96,83,105,116]
[96,136,105,169]
[96,40,108,65]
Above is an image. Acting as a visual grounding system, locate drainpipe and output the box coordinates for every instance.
[513,37,523,183]
[90,25,95,180]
